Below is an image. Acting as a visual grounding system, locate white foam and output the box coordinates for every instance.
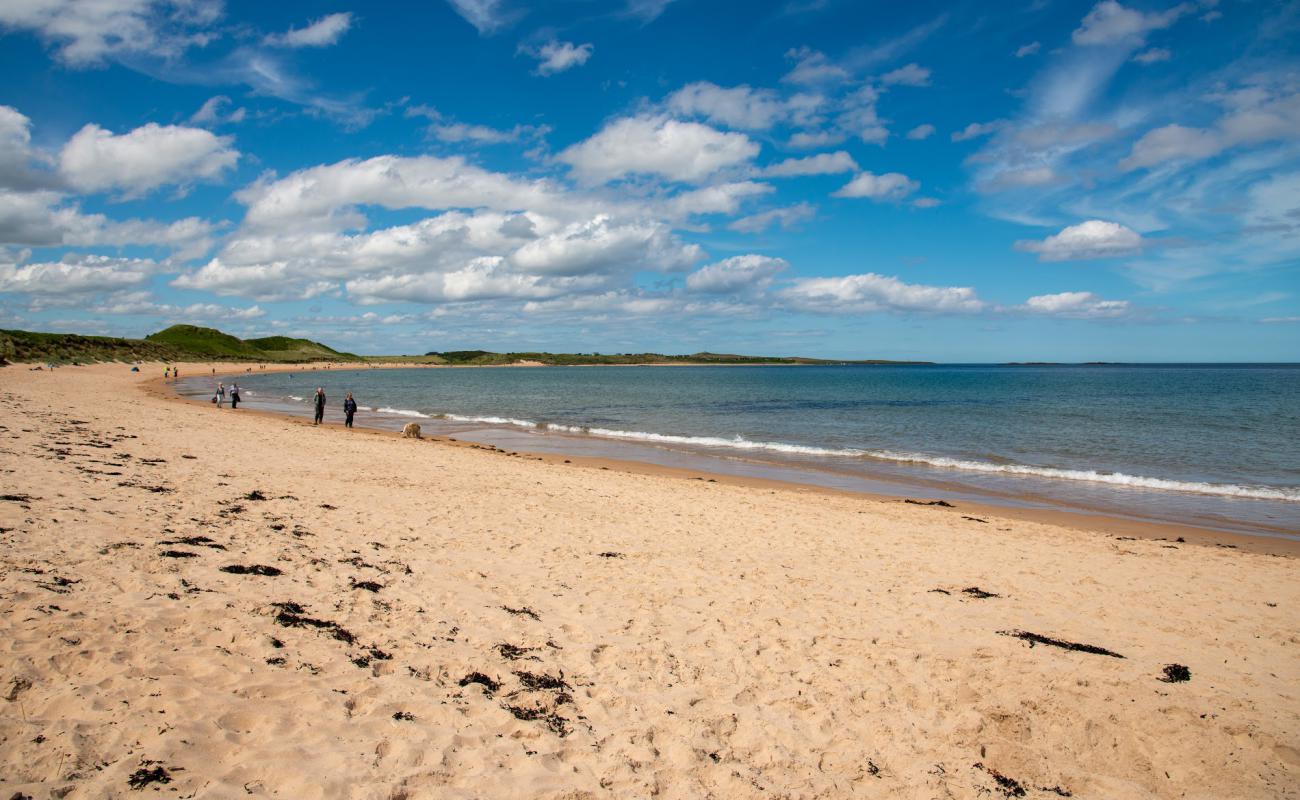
[438,412,1300,502]
[287,395,304,402]
[862,451,1300,502]
[377,407,431,418]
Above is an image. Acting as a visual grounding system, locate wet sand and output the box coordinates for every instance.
[1,361,1297,799]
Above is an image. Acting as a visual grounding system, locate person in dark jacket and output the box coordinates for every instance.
[313,387,326,424]
[230,382,241,409]
[343,393,358,428]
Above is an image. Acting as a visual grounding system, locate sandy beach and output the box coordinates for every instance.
[1,362,1297,799]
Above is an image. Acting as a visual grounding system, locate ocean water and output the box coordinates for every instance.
[183,364,1300,537]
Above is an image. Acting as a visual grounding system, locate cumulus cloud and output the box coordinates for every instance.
[782,47,850,85]
[59,122,239,196]
[880,63,930,87]
[762,151,857,178]
[1021,291,1133,318]
[526,40,593,75]
[510,215,701,276]
[952,121,1001,142]
[1120,87,1300,170]
[557,115,759,184]
[1014,220,1143,261]
[686,255,787,294]
[781,273,985,314]
[667,182,772,218]
[90,290,265,320]
[0,253,161,296]
[264,12,354,48]
[1071,1,1191,47]
[0,106,56,193]
[666,82,823,131]
[727,203,816,233]
[832,171,918,201]
[0,189,216,256]
[0,0,221,66]
[906,123,935,140]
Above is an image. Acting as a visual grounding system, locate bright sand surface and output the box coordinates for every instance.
[1,363,1297,799]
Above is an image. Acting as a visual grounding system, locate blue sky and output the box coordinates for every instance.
[0,0,1297,360]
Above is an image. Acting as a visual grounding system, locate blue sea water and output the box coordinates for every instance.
[184,364,1300,537]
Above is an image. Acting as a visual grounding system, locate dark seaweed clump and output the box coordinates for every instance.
[999,630,1124,659]
[127,765,171,789]
[514,670,570,691]
[271,601,357,644]
[1159,663,1191,683]
[974,763,1026,798]
[458,672,502,695]
[220,564,283,576]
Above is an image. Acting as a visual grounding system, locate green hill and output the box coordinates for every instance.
[1,325,360,365]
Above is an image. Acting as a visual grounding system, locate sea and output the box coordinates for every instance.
[180,364,1300,539]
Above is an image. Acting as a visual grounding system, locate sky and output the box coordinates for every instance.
[0,0,1297,361]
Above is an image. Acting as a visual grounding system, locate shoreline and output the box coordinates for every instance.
[155,361,1298,557]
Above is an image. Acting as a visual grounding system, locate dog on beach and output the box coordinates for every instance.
[402,422,422,439]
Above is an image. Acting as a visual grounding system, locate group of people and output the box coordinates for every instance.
[163,366,180,381]
[312,387,359,428]
[212,381,242,409]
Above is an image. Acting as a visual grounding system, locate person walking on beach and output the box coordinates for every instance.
[230,382,242,409]
[313,387,326,425]
[215,382,226,408]
[343,393,357,428]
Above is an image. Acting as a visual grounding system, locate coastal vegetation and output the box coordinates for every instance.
[1,325,931,366]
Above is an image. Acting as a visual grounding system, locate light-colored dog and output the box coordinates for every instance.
[402,422,422,439]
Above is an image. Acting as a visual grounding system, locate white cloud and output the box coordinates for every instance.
[952,121,1001,142]
[762,151,857,178]
[557,115,759,184]
[0,106,55,192]
[666,82,823,130]
[1120,88,1300,170]
[0,0,221,66]
[90,291,265,320]
[787,130,848,149]
[782,273,985,314]
[686,255,787,294]
[832,171,918,201]
[190,96,247,126]
[625,0,676,21]
[59,122,239,196]
[906,123,935,141]
[510,215,701,276]
[782,47,849,85]
[531,41,593,76]
[1014,220,1143,261]
[880,63,930,87]
[0,188,216,256]
[430,121,544,144]
[1015,41,1041,58]
[1071,1,1191,47]
[0,253,160,296]
[667,181,772,217]
[445,0,514,34]
[234,155,585,231]
[1022,291,1133,318]
[345,259,567,304]
[264,12,354,48]
[835,85,888,144]
[728,203,816,233]
[976,166,1062,192]
[1132,47,1171,64]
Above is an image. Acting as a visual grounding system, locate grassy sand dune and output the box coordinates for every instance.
[0,363,1296,799]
